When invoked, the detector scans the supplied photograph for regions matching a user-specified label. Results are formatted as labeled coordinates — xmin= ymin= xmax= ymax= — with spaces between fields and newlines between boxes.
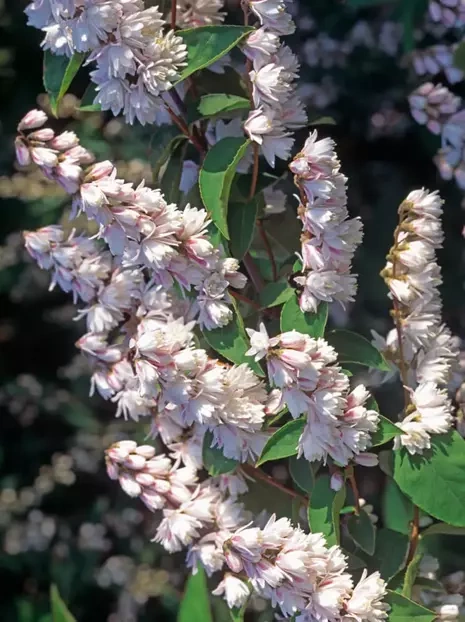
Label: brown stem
xmin=407 ymin=505 xmax=420 ymax=564
xmin=346 ymin=468 xmax=361 ymax=515
xmin=165 ymin=103 xmax=206 ymax=157
xmin=171 ymin=0 xmax=177 ymax=30
xmin=230 ymin=289 xmax=261 ymax=311
xmin=243 ymin=252 xmax=265 ymax=293
xmin=242 ymin=464 xmax=307 ymax=503
xmin=249 ymin=142 xmax=260 ymax=200
xmin=257 ymin=219 xmax=278 ymax=281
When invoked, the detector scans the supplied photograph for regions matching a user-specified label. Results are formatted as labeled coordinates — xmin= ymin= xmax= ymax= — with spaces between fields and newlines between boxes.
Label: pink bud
xmin=15 ymin=138 xmax=31 ymax=166
xmin=119 ymin=473 xmax=142 ymax=497
xmin=65 ymin=145 xmax=95 ymax=165
xmin=354 ymin=452 xmax=379 ymax=468
xmin=86 ymin=160 xmax=114 ymax=181
xmin=106 ymin=462 xmax=119 ymax=480
xmin=17 ymin=109 xmax=48 ymax=131
xmin=135 ymin=445 xmax=156 ymax=459
xmin=140 ymin=490 xmax=165 ymax=511
xmin=135 ymin=472 xmax=155 ymax=487
xmin=31 ymin=147 xmax=58 ymax=168
xmin=28 ymin=128 xmax=55 ymax=142
xmin=124 ymin=454 xmax=147 ymax=470
xmin=224 ymin=549 xmax=243 ymax=573
xmin=330 ymin=472 xmax=344 ymax=491
xmin=50 ymin=131 xmax=79 ymax=151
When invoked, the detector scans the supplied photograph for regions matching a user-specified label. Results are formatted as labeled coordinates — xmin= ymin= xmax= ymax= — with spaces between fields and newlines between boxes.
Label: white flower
xmin=343 ymin=570 xmax=388 ymax=622
xmin=212 ymin=575 xmax=250 ymax=609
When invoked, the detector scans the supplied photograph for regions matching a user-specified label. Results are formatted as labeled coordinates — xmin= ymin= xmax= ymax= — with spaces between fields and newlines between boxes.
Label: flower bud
xmin=119 ymin=473 xmax=142 ymax=497
xmin=15 ymin=138 xmax=31 ymax=166
xmin=17 ymin=109 xmax=48 ymax=131
xmin=124 ymin=454 xmax=147 ymax=470
xmin=354 ymin=452 xmax=379 ymax=467
xmin=28 ymin=128 xmax=55 ymax=142
xmin=330 ymin=471 xmax=344 ymax=491
xmin=50 ymin=131 xmax=79 ymax=151
xmin=85 ymin=160 xmax=114 ymax=181
xmin=135 ymin=445 xmax=156 ymax=459
xmin=31 ymin=146 xmax=58 ymax=168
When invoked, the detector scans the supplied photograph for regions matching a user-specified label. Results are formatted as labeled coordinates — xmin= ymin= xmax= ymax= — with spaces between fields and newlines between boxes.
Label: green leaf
xmin=308 ymin=474 xmax=346 ymax=547
xmin=199 ymin=137 xmax=251 ymax=239
xmin=371 ymin=415 xmax=403 ymax=447
xmin=260 ymin=282 xmax=294 ymax=309
xmin=78 ymin=82 xmax=101 ymax=112
xmin=202 ymin=430 xmax=239 ymax=476
xmin=385 ymin=591 xmax=436 ymax=622
xmin=289 ymin=455 xmax=315 ymax=494
xmin=402 ymin=553 xmax=422 ymax=598
xmin=50 ymin=585 xmax=76 ymax=622
xmin=151 ymin=126 xmax=185 ymax=180
xmin=256 ymin=418 xmax=305 ymax=466
xmin=382 ymin=479 xmax=414 ymax=535
xmin=309 ymin=116 xmax=337 ymax=125
xmin=160 ymin=142 xmax=186 ymax=205
xmin=43 ymin=51 xmax=85 ymax=117
xmin=228 ymin=196 xmax=259 ymax=260
xmin=280 ymin=294 xmax=328 ymax=338
xmin=347 ymin=509 xmax=376 ymax=555
xmin=421 ymin=522 xmax=465 ymax=537
xmin=393 ymin=431 xmax=465 ymax=526
xmin=177 ymin=566 xmax=213 ymax=622
xmin=202 ymin=302 xmax=264 ymax=376
xmin=374 ymin=529 xmax=409 ymax=581
xmin=196 ymin=93 xmax=250 ymax=121
xmin=454 ymin=41 xmax=465 ymax=72
xmin=177 ymin=25 xmax=253 ymax=83
xmin=325 ymin=330 xmax=390 ymax=371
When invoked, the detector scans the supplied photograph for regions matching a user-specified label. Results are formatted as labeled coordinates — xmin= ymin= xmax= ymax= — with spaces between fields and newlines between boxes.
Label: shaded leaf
xmin=289 ymin=455 xmax=315 ymax=494
xmin=326 ymin=330 xmax=390 ymax=370
xmin=177 ymin=26 xmax=253 ymax=82
xmin=454 ymin=41 xmax=465 ymax=72
xmin=309 ymin=116 xmax=336 ymax=125
xmin=228 ymin=196 xmax=259 ymax=260
xmin=78 ymin=82 xmax=101 ymax=112
xmin=385 ymin=591 xmax=435 ymax=622
xmin=260 ymin=282 xmax=294 ymax=309
xmin=256 ymin=418 xmax=305 ymax=466
xmin=281 ymin=294 xmax=328 ymax=338
xmin=347 ymin=509 xmax=376 ymax=555
xmin=50 ymin=585 xmax=76 ymax=622
xmin=177 ymin=565 xmax=213 ymax=622
xmin=199 ymin=136 xmax=251 ymax=238
xmin=371 ymin=415 xmax=403 ymax=447
xmin=374 ymin=529 xmax=409 ymax=581
xmin=382 ymin=479 xmax=414 ymax=535
xmin=393 ymin=431 xmax=465 ymax=526
xmin=421 ymin=522 xmax=465 ymax=537
xmin=308 ymin=474 xmax=346 ymax=547
xmin=202 ymin=430 xmax=238 ymax=476
xmin=44 ymin=51 xmax=85 ymax=116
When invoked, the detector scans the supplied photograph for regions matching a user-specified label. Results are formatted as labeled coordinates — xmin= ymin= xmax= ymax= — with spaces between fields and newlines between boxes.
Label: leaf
xmin=202 ymin=430 xmax=239 ymax=476
xmin=309 ymin=116 xmax=337 ymax=125
xmin=374 ymin=529 xmax=409 ymax=581
xmin=347 ymin=509 xmax=376 ymax=555
xmin=402 ymin=553 xmax=422 ymax=598
xmin=308 ymin=474 xmax=346 ymax=547
xmin=454 ymin=41 xmax=465 ymax=72
xmin=256 ymin=418 xmax=305 ymax=466
xmin=385 ymin=591 xmax=436 ymax=622
xmin=202 ymin=303 xmax=264 ymax=376
xmin=177 ymin=25 xmax=253 ymax=83
xmin=393 ymin=431 xmax=465 ymax=526
xmin=371 ymin=416 xmax=403 ymax=447
xmin=382 ymin=479 xmax=414 ymax=535
xmin=260 ymin=282 xmax=294 ymax=309
xmin=43 ymin=51 xmax=85 ymax=117
xmin=78 ymin=82 xmax=101 ymax=112
xmin=151 ymin=126 xmax=186 ymax=180
xmin=289 ymin=455 xmax=315 ymax=494
xmin=195 ymin=93 xmax=250 ymax=122
xmin=325 ymin=330 xmax=390 ymax=371
xmin=160 ymin=142 xmax=186 ymax=205
xmin=281 ymin=294 xmax=328 ymax=338
xmin=199 ymin=137 xmax=251 ymax=239
xmin=421 ymin=522 xmax=465 ymax=537
xmin=228 ymin=196 xmax=259 ymax=260
xmin=50 ymin=585 xmax=76 ymax=622
xmin=177 ymin=566 xmax=213 ymax=622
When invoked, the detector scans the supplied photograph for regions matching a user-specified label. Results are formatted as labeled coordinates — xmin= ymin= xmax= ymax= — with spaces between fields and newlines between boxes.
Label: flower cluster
xmin=378 ymin=189 xmax=457 ymax=454
xmin=429 ymin=0 xmax=465 ymax=28
xmin=411 ymin=45 xmax=463 ymax=86
xmin=288 ymin=131 xmax=363 ymax=313
xmin=415 ymin=555 xmax=465 ymax=620
xmin=16 ymin=110 xmax=246 ymax=331
xmin=25 ymin=0 xmax=187 ymax=125
xmin=246 ymin=324 xmax=379 ymax=465
xmin=242 ymin=0 xmax=308 ymax=167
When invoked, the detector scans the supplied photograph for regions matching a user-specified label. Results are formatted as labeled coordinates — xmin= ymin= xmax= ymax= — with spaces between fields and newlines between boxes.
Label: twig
xmin=249 ymin=141 xmax=260 ymax=200
xmin=257 ymin=219 xmax=278 ymax=281
xmin=164 ymin=103 xmax=206 ymax=157
xmin=230 ymin=289 xmax=261 ymax=311
xmin=170 ymin=0 xmax=177 ymax=30
xmin=242 ymin=464 xmax=307 ymax=503
xmin=346 ymin=467 xmax=361 ymax=515
xmin=407 ymin=505 xmax=420 ymax=564
xmin=243 ymin=252 xmax=265 ymax=293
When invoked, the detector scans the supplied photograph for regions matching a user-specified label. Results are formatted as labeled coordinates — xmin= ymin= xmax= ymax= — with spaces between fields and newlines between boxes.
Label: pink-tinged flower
xmin=17 ymin=108 xmax=48 ymax=131
xmin=15 ymin=138 xmax=31 ymax=166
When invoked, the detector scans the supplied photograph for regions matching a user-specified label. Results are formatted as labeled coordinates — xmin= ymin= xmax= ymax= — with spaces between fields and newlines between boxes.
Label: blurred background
xmin=1 ymin=0 xmax=465 ymax=620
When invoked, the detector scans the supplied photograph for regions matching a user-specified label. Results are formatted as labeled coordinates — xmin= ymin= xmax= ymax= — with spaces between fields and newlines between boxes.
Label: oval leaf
xmin=382 ymin=479 xmax=414 ymax=535
xmin=256 ymin=418 xmax=305 ymax=466
xmin=393 ymin=431 xmax=465 ymax=527
xmin=196 ymin=93 xmax=250 ymax=121
xmin=326 ymin=329 xmax=390 ymax=371
xmin=371 ymin=416 xmax=403 ymax=447
xmin=50 ymin=585 xmax=76 ymax=622
xmin=374 ymin=529 xmax=409 ymax=581
xmin=422 ymin=522 xmax=465 ymax=537
xmin=202 ymin=430 xmax=239 ymax=476
xmin=289 ymin=455 xmax=315 ymax=494
xmin=177 ymin=25 xmax=253 ymax=82
xmin=347 ymin=508 xmax=376 ymax=555
xmin=260 ymin=282 xmax=294 ymax=309
xmin=281 ymin=294 xmax=328 ymax=338
xmin=308 ymin=474 xmax=346 ymax=547
xmin=228 ymin=196 xmax=259 ymax=260
xmin=199 ymin=136 xmax=251 ymax=239
xmin=178 ymin=565 xmax=213 ymax=622
xmin=385 ymin=591 xmax=436 ymax=622
xmin=78 ymin=82 xmax=101 ymax=112
xmin=43 ymin=51 xmax=85 ymax=117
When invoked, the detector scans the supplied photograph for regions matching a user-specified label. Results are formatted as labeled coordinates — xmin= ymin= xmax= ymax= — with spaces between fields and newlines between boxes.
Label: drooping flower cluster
xmin=17 ymin=110 xmax=246 ymax=331
xmin=242 ymin=0 xmax=308 ymax=167
xmin=429 ymin=0 xmax=465 ymax=28
xmin=378 ymin=189 xmax=457 ymax=454
xmin=246 ymin=324 xmax=380 ymax=465
xmin=288 ymin=131 xmax=363 ymax=313
xmin=171 ymin=0 xmax=225 ymax=28
xmin=411 ymin=45 xmax=463 ymax=86
xmin=24 ymin=0 xmax=187 ymax=124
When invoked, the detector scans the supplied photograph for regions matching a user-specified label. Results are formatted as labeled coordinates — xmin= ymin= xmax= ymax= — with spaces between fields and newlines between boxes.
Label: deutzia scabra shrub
xmin=14 ymin=0 xmax=465 ymax=620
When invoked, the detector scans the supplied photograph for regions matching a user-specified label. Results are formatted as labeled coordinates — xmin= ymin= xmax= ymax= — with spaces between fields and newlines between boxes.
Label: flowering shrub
xmin=8 ymin=0 xmax=465 ymax=620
